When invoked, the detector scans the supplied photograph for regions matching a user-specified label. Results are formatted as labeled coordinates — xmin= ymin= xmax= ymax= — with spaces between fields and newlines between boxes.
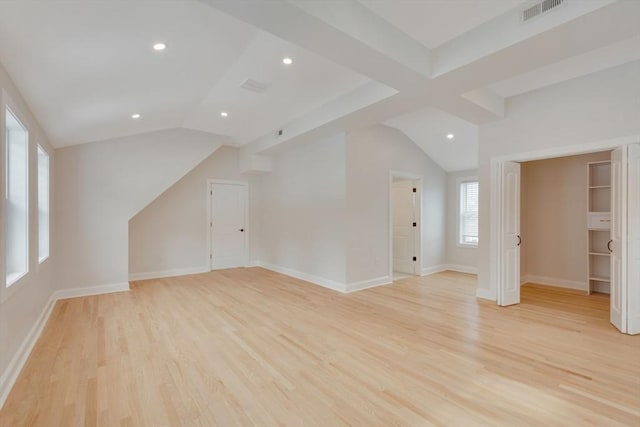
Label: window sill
xmin=6 ymin=270 xmax=27 ymax=288
xmin=457 ymin=243 xmax=478 ymax=249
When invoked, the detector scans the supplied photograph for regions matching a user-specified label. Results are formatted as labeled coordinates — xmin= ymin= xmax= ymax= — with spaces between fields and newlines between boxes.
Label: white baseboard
xmin=420 ymin=265 xmax=447 ymax=276
xmin=54 ymin=282 xmax=130 ymax=300
xmin=476 ymin=288 xmax=495 ymax=301
xmin=345 ymin=276 xmax=392 ymax=293
xmin=443 ymin=264 xmax=478 ymax=274
xmin=128 ymin=266 xmax=209 ymax=281
xmin=0 ymin=281 xmax=129 ymax=409
xmin=0 ymin=294 xmax=56 ymax=409
xmin=520 ymin=274 xmax=587 ymax=291
xmin=628 ymin=313 xmax=640 ymax=335
xmin=253 ymin=261 xmax=347 ymax=293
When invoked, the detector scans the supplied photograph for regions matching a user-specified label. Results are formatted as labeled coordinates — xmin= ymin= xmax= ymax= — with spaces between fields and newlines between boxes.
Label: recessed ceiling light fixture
xmin=131 ymin=113 xmax=141 ymax=119
xmin=220 ymin=111 xmax=229 ymax=118
xmin=446 ymin=133 xmax=455 ymax=140
xmin=282 ymin=57 xmax=293 ymax=65
xmin=153 ymin=42 xmax=167 ymax=51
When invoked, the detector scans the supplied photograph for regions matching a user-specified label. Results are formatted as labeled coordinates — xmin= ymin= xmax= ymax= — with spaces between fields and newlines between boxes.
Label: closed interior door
xmin=211 ymin=183 xmax=247 ymax=270
xmin=393 ymin=180 xmax=415 ymax=274
xmin=500 ymin=161 xmax=521 ymax=306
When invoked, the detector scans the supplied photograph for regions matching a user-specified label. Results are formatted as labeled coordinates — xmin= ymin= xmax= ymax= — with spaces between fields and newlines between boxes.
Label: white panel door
xmin=211 ymin=183 xmax=247 ymax=270
xmin=392 ymin=181 xmax=415 ymax=274
xmin=500 ymin=161 xmax=521 ymax=306
xmin=627 ymin=143 xmax=640 ymax=334
xmin=610 ymin=146 xmax=628 ymax=332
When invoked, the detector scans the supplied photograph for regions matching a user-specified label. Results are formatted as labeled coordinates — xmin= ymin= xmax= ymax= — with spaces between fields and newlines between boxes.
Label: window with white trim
xmin=459 ymin=180 xmax=479 ymax=246
xmin=37 ymin=145 xmax=49 ymax=263
xmin=5 ymin=107 xmax=29 ymax=286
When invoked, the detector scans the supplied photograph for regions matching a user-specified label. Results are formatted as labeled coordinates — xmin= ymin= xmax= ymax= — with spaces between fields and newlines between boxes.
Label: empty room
xmin=0 ymin=1 xmax=639 ymax=426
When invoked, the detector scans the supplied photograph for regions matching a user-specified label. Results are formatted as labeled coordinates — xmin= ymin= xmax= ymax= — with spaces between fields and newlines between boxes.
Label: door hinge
xmin=412 ymin=222 xmax=417 ymax=227
xmin=412 ymin=256 xmax=417 ymax=262
xmin=210 ymin=190 xmax=212 ymax=195
xmin=210 ymin=222 xmax=212 ymax=227
xmin=210 ymin=254 xmax=212 ymax=259
xmin=413 ymin=188 xmax=417 ymax=193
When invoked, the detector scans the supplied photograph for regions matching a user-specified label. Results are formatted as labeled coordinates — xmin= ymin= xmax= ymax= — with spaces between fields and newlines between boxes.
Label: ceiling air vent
xmin=240 ymin=78 xmax=269 ymax=94
xmin=522 ymin=0 xmax=565 ymax=22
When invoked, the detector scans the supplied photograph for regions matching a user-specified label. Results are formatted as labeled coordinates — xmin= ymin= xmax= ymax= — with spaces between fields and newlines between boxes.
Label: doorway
xmin=390 ymin=172 xmax=422 ymax=279
xmin=207 ymin=180 xmax=248 ymax=270
xmin=493 ymin=141 xmax=640 ymax=334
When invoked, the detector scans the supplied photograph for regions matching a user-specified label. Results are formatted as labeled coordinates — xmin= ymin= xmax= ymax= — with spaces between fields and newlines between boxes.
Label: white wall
xmin=346 ymin=125 xmax=447 ymax=283
xmin=250 ymin=133 xmax=348 ymax=285
xmin=0 ymin=61 xmax=55 ymax=399
xmin=55 ymin=128 xmax=224 ymax=291
xmin=478 ymin=60 xmax=640 ymax=299
xmin=520 ymin=152 xmax=610 ymax=289
xmin=129 ymin=147 xmax=246 ymax=278
xmin=446 ymin=169 xmax=478 ymax=271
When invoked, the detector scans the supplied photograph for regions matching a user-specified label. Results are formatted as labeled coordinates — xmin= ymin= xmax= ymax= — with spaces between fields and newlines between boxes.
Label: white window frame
xmin=37 ymin=144 xmax=50 ymax=264
xmin=457 ymin=176 xmax=479 ymax=248
xmin=1 ymin=91 xmax=31 ymax=301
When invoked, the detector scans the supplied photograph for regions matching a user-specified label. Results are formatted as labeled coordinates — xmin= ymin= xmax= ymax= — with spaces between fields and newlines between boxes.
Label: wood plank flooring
xmin=1 ymin=269 xmax=638 ymax=426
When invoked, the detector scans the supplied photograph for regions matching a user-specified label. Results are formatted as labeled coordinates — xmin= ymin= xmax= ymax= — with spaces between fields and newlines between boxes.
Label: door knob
xmin=517 ymin=235 xmax=521 ymax=246
xmin=239 ymin=228 xmax=244 ymax=232
xmin=607 ymin=239 xmax=613 ymax=253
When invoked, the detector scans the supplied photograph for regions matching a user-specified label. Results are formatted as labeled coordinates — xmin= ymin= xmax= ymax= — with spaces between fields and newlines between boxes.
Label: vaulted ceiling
xmin=0 ymin=0 xmax=638 ymax=171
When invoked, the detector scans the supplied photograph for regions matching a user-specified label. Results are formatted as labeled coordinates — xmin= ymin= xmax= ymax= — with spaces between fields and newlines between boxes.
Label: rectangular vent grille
xmin=240 ymin=79 xmax=269 ymax=94
xmin=522 ymin=0 xmax=565 ymax=22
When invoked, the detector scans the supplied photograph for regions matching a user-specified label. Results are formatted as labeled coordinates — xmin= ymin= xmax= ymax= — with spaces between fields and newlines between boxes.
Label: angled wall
xmin=54 ymin=128 xmax=224 ymax=291
xmin=129 ymin=147 xmax=246 ymax=279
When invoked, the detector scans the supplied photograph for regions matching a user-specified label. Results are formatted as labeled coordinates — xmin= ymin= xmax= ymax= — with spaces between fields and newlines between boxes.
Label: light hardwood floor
xmin=1 ymin=269 xmax=638 ymax=426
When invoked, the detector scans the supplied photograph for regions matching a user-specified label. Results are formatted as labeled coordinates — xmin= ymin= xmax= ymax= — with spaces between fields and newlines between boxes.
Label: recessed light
xmin=220 ymin=111 xmax=228 ymax=117
xmin=131 ymin=113 xmax=141 ymax=119
xmin=446 ymin=133 xmax=455 ymax=140
xmin=153 ymin=43 xmax=166 ymax=51
xmin=282 ymin=57 xmax=293 ymax=65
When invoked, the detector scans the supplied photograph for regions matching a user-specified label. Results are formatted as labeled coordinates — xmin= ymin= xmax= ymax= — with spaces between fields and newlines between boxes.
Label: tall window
xmin=37 ymin=145 xmax=49 ymax=262
xmin=459 ymin=180 xmax=479 ymax=246
xmin=5 ymin=108 xmax=29 ymax=286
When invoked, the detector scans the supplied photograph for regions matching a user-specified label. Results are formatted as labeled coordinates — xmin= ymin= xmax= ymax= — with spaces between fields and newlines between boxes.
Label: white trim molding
xmin=0 ymin=282 xmax=130 ymax=409
xmin=444 ymin=264 xmax=478 ymax=274
xmin=253 ymin=261 xmax=346 ymax=293
xmin=128 ymin=266 xmax=209 ymax=282
xmin=476 ymin=288 xmax=495 ymax=301
xmin=421 ymin=265 xmax=448 ymax=276
xmin=0 ymin=295 xmax=56 ymax=408
xmin=346 ymin=276 xmax=392 ymax=293
xmin=520 ymin=275 xmax=587 ymax=291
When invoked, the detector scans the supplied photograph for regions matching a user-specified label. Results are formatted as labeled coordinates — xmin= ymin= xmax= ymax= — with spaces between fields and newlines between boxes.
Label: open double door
xmin=497 ymin=144 xmax=640 ymax=334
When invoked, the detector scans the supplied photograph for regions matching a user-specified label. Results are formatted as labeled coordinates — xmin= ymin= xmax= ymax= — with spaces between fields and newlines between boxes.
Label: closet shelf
xmin=589 ymin=276 xmax=610 ymax=283
xmin=589 ymin=185 xmax=611 ymax=189
xmin=589 ymin=252 xmax=610 ymax=257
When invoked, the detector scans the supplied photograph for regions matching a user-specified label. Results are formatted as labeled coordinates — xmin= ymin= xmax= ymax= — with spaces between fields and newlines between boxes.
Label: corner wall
xmin=346 ymin=125 xmax=447 ymax=285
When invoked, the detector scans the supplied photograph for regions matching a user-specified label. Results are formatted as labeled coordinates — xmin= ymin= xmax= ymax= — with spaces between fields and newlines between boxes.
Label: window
xmin=5 ymin=108 xmax=29 ymax=286
xmin=459 ymin=180 xmax=479 ymax=246
xmin=37 ymin=145 xmax=49 ymax=262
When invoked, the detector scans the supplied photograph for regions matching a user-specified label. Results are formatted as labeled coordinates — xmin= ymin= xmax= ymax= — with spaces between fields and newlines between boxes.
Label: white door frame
xmin=490 ymin=135 xmax=639 ymax=331
xmin=389 ymin=171 xmax=423 ymax=278
xmin=206 ymin=179 xmax=249 ymax=270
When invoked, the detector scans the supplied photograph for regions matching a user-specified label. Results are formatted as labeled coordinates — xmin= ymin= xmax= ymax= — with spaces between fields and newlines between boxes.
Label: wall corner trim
xmin=252 ymin=261 xmax=347 ymax=293
xmin=476 ymin=288 xmax=495 ymax=301
xmin=0 ymin=282 xmax=130 ymax=409
xmin=345 ymin=276 xmax=392 ymax=293
xmin=128 ymin=267 xmax=209 ymax=282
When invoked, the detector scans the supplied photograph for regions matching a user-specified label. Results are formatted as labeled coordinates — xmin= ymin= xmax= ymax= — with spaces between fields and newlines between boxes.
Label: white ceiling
xmin=385 ymin=107 xmax=478 ymax=172
xmin=0 ymin=0 xmax=638 ymax=174
xmin=0 ymin=0 xmax=368 ymax=147
xmin=357 ymin=0 xmax=524 ymax=48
